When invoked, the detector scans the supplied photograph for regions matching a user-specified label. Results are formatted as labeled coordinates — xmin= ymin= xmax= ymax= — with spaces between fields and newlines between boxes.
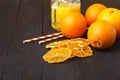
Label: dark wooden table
xmin=0 ymin=0 xmax=120 ymax=80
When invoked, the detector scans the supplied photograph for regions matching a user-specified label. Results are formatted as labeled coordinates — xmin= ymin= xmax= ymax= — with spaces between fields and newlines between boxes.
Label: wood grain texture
xmin=0 ymin=0 xmax=120 ymax=80
xmin=0 ymin=0 xmax=20 ymax=79
xmin=0 ymin=0 xmax=43 ymax=80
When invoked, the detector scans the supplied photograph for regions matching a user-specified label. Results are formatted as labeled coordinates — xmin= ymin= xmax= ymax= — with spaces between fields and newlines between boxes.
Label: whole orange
xmin=97 ymin=8 xmax=120 ymax=37
xmin=87 ymin=20 xmax=116 ymax=49
xmin=60 ymin=13 xmax=87 ymax=38
xmin=85 ymin=3 xmax=107 ymax=25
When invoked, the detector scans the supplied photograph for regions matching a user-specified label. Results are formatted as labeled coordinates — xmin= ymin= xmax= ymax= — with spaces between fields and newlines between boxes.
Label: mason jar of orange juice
xmin=51 ymin=0 xmax=81 ymax=31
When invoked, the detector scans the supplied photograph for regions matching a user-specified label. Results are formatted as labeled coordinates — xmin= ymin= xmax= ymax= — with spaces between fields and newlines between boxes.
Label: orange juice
xmin=51 ymin=3 xmax=81 ymax=31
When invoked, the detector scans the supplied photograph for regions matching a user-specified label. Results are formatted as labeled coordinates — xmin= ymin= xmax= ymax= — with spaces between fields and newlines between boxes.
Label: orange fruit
xmin=97 ymin=8 xmax=120 ymax=37
xmin=85 ymin=3 xmax=107 ymax=25
xmin=87 ymin=20 xmax=116 ymax=49
xmin=60 ymin=12 xmax=87 ymax=38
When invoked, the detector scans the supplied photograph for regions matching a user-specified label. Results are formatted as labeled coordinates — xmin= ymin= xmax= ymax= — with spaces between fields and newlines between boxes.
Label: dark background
xmin=0 ymin=0 xmax=120 ymax=80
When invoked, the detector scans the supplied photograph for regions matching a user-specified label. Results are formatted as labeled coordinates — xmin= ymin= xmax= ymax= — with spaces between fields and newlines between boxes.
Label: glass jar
xmin=51 ymin=0 xmax=81 ymax=31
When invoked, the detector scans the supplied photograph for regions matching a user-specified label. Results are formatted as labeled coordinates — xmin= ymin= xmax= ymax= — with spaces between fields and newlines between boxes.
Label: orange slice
xmin=67 ymin=43 xmax=81 ymax=58
xmin=43 ymin=47 xmax=72 ymax=63
xmin=71 ymin=38 xmax=90 ymax=46
xmin=46 ymin=39 xmax=70 ymax=48
xmin=76 ymin=46 xmax=93 ymax=58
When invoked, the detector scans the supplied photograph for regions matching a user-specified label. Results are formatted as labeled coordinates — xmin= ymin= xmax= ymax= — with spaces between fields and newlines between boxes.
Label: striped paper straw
xmin=23 ymin=32 xmax=62 ymax=44
xmin=39 ymin=35 xmax=64 ymax=44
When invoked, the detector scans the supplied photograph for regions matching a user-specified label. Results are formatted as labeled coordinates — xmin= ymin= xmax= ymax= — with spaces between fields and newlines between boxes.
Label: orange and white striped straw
xmin=39 ymin=35 xmax=64 ymax=44
xmin=23 ymin=32 xmax=62 ymax=44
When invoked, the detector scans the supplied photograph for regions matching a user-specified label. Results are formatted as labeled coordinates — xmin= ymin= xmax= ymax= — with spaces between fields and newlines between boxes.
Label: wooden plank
xmin=79 ymin=39 xmax=120 ymax=80
xmin=0 ymin=0 xmax=20 ymax=79
xmin=1 ymin=0 xmax=43 ymax=80
xmin=41 ymin=0 xmax=84 ymax=80
xmin=80 ymin=0 xmax=120 ymax=80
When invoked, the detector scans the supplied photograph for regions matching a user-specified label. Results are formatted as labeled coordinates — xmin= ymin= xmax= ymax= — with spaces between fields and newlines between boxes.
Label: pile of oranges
xmin=59 ymin=3 xmax=120 ymax=49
